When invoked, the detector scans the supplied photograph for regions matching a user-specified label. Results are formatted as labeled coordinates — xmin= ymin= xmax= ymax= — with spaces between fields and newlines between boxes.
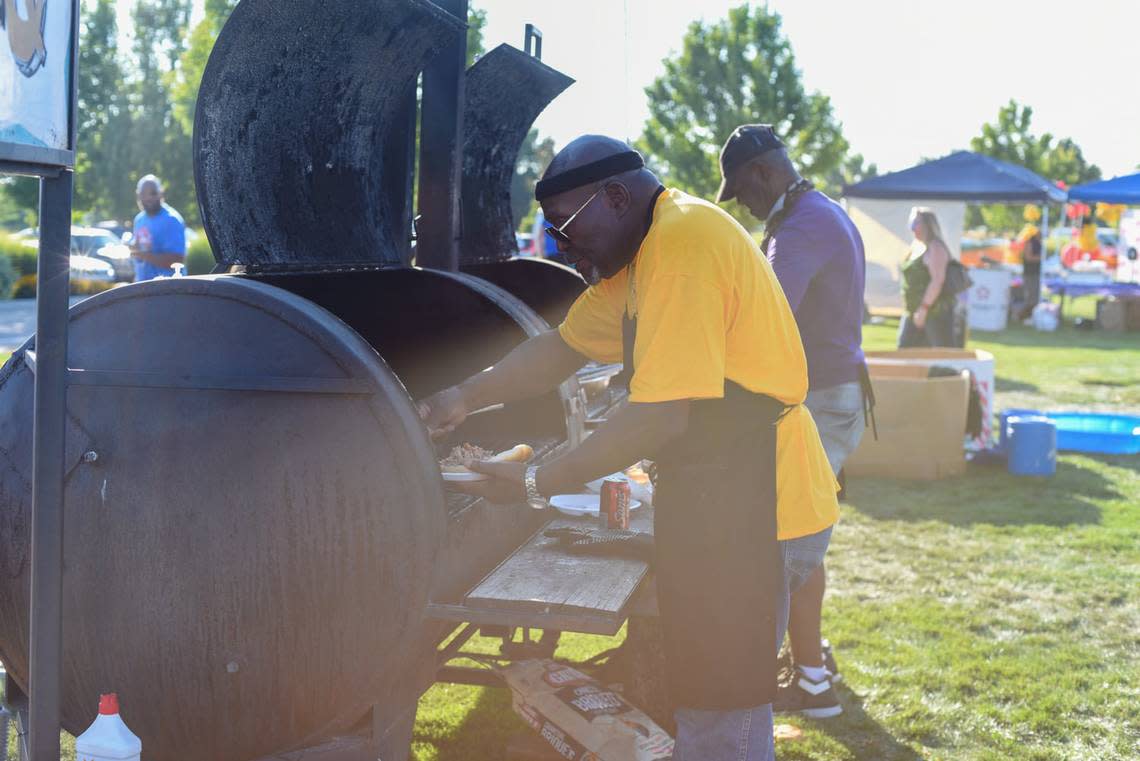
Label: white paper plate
xmin=441 ymin=470 xmax=489 ymax=482
xmin=549 ymin=493 xmax=642 ymax=517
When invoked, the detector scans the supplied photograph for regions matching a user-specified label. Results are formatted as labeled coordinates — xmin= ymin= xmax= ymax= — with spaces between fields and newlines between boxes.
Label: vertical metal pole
xmin=28 ymin=171 xmax=72 ymax=761
xmin=416 ymin=0 xmax=467 ymax=271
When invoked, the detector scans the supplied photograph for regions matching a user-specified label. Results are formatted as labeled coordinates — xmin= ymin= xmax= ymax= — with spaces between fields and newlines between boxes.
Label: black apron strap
xmin=858 ymin=361 xmax=879 ymax=441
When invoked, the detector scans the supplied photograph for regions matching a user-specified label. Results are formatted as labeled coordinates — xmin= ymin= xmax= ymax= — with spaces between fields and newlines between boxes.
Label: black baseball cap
xmin=715 ymin=124 xmax=785 ymax=202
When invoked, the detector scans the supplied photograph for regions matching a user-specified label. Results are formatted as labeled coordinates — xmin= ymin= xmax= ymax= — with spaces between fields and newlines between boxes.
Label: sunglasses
xmin=545 ymin=185 xmax=606 ymax=246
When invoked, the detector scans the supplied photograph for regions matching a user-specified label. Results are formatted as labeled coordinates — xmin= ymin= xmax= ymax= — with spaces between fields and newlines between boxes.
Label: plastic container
xmin=999 ymin=409 xmax=1140 ymax=455
xmin=1044 ymin=412 xmax=1140 ymax=455
xmin=76 ymin=693 xmax=142 ymax=761
xmin=1032 ymin=302 xmax=1059 ymax=332
xmin=998 ymin=407 xmax=1040 ymax=451
xmin=1007 ymin=416 xmax=1057 ymax=477
xmin=967 ymin=268 xmax=1013 ymax=331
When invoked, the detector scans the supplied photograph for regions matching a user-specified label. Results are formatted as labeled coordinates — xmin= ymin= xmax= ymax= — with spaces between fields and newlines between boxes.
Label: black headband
xmin=535 ymin=151 xmax=645 ymax=201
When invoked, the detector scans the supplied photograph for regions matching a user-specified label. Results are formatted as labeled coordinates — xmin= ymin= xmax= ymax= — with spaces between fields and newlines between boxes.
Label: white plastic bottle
xmin=75 ymin=693 xmax=142 ymax=761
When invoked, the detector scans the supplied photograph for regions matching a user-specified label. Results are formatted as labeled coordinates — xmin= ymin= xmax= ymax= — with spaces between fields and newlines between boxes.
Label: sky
xmin=161 ymin=0 xmax=1139 ymax=178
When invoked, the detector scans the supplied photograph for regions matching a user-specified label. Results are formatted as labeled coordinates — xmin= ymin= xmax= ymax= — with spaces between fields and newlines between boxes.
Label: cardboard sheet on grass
xmin=865 ymin=349 xmax=995 ymax=451
xmin=847 ymin=361 xmax=970 ymax=480
xmin=499 ymin=659 xmax=674 ymax=760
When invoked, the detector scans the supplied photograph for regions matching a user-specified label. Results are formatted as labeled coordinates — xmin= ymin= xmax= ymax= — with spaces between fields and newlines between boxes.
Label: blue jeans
xmin=805 ymin=381 xmax=866 ymax=475
xmin=674 ymin=704 xmax=775 ymax=761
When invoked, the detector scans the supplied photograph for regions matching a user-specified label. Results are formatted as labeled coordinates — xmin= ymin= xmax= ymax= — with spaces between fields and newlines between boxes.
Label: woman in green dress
xmin=898 ymin=207 xmax=955 ymax=347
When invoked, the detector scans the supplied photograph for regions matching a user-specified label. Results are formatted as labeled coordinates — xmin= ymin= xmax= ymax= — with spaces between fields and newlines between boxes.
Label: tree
xmin=128 ymin=0 xmax=195 ymax=222
xmin=822 ymin=152 xmax=877 ymax=198
xmin=968 ymin=100 xmax=1101 ymax=232
xmin=75 ymin=0 xmax=134 ymax=221
xmin=467 ymin=5 xmax=486 ymax=65
xmin=170 ymin=0 xmax=239 ymax=137
xmin=0 ymin=177 xmax=38 ymax=226
xmin=638 ymin=4 xmax=850 ymax=220
xmin=0 ymin=178 xmax=35 ymax=229
xmin=511 ymin=129 xmax=556 ymax=230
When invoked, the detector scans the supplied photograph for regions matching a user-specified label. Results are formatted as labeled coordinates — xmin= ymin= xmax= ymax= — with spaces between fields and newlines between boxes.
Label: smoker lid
xmin=460 ymin=45 xmax=574 ymax=264
xmin=194 ymin=0 xmax=463 ymax=271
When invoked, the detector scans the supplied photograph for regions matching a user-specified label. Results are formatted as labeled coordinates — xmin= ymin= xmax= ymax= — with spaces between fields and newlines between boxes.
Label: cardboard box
xmin=865 ymin=349 xmax=994 ymax=452
xmin=1098 ymin=298 xmax=1126 ymax=331
xmin=1097 ymin=297 xmax=1140 ymax=332
xmin=846 ymin=365 xmax=970 ymax=480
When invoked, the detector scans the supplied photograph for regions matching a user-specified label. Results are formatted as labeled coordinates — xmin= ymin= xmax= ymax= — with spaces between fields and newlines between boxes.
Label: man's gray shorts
xmin=805 ymin=380 xmax=866 ymax=476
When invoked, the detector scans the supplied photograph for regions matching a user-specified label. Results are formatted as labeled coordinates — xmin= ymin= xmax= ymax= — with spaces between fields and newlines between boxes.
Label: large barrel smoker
xmin=0 ymin=1 xmax=606 ymax=759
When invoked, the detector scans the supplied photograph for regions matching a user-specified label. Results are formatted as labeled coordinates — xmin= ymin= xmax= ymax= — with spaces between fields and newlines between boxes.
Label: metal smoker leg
xmin=2 ymin=671 xmax=30 ymax=761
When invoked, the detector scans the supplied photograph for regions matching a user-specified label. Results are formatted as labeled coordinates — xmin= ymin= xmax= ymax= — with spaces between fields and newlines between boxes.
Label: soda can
xmin=599 ymin=477 xmax=631 ymax=530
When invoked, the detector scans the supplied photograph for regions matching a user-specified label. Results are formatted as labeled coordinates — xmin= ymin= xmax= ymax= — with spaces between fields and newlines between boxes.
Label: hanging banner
xmin=0 ymin=0 xmax=77 ymax=169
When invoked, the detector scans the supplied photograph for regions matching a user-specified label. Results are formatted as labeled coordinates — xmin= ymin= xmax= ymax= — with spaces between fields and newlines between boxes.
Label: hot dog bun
xmin=491 ymin=444 xmax=534 ymax=463
xmin=439 ymin=443 xmax=533 ymax=474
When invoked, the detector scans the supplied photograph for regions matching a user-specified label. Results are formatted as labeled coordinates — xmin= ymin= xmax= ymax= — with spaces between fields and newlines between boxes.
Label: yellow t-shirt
xmin=559 ymin=189 xmax=838 ymax=540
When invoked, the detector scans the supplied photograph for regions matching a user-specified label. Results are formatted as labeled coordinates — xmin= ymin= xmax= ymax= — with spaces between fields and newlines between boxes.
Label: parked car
xmin=69 ymin=254 xmax=116 ymax=283
xmin=71 ymin=227 xmax=134 ymax=281
xmin=516 ymin=232 xmax=536 ymax=256
xmin=94 ymin=220 xmax=132 ymax=241
xmin=12 ymin=226 xmax=132 ymax=282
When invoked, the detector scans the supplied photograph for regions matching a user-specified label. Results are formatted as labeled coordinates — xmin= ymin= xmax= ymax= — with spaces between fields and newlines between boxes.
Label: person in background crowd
xmin=899 ymin=207 xmax=954 ymax=347
xmin=716 ymin=124 xmax=871 ymax=719
xmin=1016 ymin=207 xmax=1043 ymax=321
xmin=131 ymin=174 xmax=186 ymax=282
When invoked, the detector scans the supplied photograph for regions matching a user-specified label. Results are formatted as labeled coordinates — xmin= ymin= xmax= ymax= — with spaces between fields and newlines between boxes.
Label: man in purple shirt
xmin=717 ymin=124 xmax=869 ymax=720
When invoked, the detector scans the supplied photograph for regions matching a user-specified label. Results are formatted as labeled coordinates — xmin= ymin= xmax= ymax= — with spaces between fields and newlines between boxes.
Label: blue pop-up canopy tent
xmin=1068 ymin=173 xmax=1140 ymax=204
xmin=844 ymin=150 xmax=1067 ymax=203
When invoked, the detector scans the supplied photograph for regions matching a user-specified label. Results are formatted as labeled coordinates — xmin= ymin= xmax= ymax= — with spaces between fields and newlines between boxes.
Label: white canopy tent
xmin=844 ymin=198 xmax=965 ymax=313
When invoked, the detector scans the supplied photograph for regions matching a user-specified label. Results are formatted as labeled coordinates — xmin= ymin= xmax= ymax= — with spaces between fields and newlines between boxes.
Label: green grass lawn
xmin=413 ymin=297 xmax=1140 ymax=761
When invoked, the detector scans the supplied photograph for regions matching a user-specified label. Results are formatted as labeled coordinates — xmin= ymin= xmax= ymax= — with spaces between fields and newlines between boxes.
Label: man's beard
xmin=571 ymin=256 xmax=602 ymax=286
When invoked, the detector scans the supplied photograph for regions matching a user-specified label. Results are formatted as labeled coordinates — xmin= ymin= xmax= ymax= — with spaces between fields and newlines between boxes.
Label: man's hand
xmin=449 ymin=460 xmax=529 ymax=505
xmin=914 ymin=305 xmax=929 ymax=329
xmin=417 ymin=386 xmax=469 ymax=438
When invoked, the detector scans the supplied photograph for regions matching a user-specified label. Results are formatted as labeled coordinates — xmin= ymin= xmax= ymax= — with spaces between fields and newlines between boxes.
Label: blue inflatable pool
xmin=1001 ymin=411 xmax=1140 ymax=455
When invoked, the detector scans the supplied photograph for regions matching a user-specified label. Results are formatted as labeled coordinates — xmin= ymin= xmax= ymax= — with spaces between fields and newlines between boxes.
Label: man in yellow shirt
xmin=419 ymin=136 xmax=837 ymax=761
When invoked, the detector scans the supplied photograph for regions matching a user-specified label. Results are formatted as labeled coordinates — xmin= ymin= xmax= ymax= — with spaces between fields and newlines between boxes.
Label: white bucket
xmin=967 ymin=268 xmax=1013 ymax=332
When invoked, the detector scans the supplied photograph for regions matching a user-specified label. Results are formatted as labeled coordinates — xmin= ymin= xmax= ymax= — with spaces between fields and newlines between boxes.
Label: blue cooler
xmin=998 ymin=407 xmax=1040 ymax=451
xmin=1007 ymin=416 xmax=1057 ymax=477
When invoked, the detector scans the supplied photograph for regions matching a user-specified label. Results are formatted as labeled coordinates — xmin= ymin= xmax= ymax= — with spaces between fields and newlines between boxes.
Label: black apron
xmin=616 ymin=212 xmax=788 ymax=709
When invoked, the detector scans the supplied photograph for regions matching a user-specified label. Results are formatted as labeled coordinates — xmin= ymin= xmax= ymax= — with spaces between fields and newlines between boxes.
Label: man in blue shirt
xmin=131 ymin=175 xmax=186 ymax=281
xmin=717 ymin=125 xmax=870 ymax=720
